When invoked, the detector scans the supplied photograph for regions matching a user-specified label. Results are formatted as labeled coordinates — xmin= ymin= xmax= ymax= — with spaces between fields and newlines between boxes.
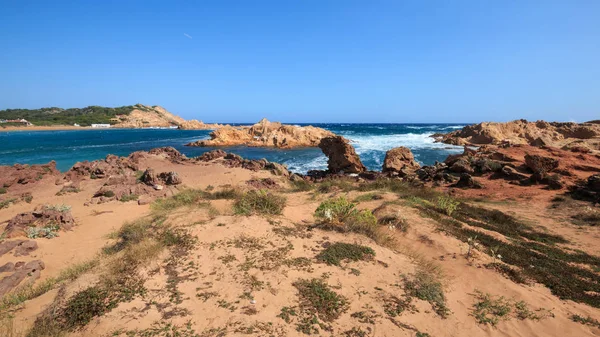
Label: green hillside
xmin=0 ymin=105 xmax=136 ymax=126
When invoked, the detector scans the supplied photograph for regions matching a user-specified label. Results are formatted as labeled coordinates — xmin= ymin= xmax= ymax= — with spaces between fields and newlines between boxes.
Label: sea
xmin=0 ymin=124 xmax=467 ymax=173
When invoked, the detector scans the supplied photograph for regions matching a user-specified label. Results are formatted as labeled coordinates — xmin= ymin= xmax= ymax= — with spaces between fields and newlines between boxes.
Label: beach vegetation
xmin=316 ymin=242 xmax=375 ymax=266
xmin=314 ymin=197 xmax=386 ymax=243
xmin=233 ymin=189 xmax=286 ymax=215
xmin=403 ymin=270 xmax=450 ymax=318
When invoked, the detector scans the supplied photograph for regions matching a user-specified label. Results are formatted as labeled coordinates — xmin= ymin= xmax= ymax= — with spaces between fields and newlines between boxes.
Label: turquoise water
xmin=0 ymin=124 xmax=466 ymax=173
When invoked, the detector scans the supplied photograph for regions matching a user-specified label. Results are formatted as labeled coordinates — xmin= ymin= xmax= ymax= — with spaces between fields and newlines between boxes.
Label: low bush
xmin=151 ymin=189 xmax=207 ymax=212
xmin=316 ymin=242 xmax=375 ymax=266
xmin=233 ymin=190 xmax=286 ymax=215
xmin=0 ymin=187 xmax=6 ymax=194
xmin=119 ymin=193 xmax=139 ymax=202
xmin=314 ymin=197 xmax=384 ymax=243
xmin=471 ymin=291 xmax=511 ymax=326
xmin=26 ymin=223 xmax=60 ymax=239
xmin=436 ymin=195 xmax=459 ymax=216
xmin=44 ymin=204 xmax=71 ymax=212
xmin=293 ymin=278 xmax=349 ymax=322
xmin=403 ymin=270 xmax=450 ymax=318
xmin=0 ymin=198 xmax=16 ymax=209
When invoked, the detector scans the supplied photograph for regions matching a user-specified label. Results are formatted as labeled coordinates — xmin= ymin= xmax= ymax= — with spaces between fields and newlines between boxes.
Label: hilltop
xmin=0 ymin=104 xmax=220 ymax=129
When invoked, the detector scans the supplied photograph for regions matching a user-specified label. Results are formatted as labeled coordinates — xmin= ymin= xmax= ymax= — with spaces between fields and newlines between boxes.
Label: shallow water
xmin=0 ymin=124 xmax=466 ymax=173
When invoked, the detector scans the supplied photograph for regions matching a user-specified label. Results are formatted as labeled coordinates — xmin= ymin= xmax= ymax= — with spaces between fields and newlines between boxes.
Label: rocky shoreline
xmin=186 ymin=118 xmax=337 ymax=148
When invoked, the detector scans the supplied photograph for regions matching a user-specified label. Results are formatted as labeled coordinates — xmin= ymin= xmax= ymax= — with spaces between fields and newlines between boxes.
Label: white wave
xmin=345 ymin=133 xmax=462 ymax=153
xmin=284 ymin=155 xmax=328 ymax=174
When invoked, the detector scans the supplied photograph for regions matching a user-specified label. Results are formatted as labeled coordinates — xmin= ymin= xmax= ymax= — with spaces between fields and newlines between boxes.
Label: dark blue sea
xmin=0 ymin=124 xmax=466 ymax=173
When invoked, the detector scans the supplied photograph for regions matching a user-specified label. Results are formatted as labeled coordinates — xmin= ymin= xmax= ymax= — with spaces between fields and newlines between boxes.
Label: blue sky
xmin=1 ymin=1 xmax=599 ymax=123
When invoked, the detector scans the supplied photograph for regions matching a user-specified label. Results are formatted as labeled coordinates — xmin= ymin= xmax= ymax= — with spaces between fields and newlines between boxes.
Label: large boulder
xmin=318 ymin=136 xmax=366 ymax=174
xmin=382 ymin=147 xmax=420 ymax=175
xmin=524 ymin=154 xmax=559 ymax=176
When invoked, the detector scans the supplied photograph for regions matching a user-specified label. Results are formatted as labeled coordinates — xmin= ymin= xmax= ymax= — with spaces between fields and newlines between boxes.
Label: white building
xmin=91 ymin=124 xmax=111 ymax=128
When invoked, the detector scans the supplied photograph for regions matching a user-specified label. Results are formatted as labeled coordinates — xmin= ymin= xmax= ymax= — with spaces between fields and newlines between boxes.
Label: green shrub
xmin=314 ymin=197 xmax=358 ymax=224
xmin=119 ymin=193 xmax=139 ymax=202
xmin=102 ymin=190 xmax=115 ymax=198
xmin=44 ymin=204 xmax=71 ymax=212
xmin=404 ymin=270 xmax=450 ymax=318
xmin=60 ymin=286 xmax=118 ymax=329
xmin=151 ymin=189 xmax=206 ymax=212
xmin=570 ymin=314 xmax=600 ymax=328
xmin=316 ymin=242 xmax=375 ymax=266
xmin=26 ymin=224 xmax=60 ymax=239
xmin=471 ymin=291 xmax=512 ymax=326
xmin=289 ymin=179 xmax=313 ymax=192
xmin=0 ymin=198 xmax=17 ymax=209
xmin=0 ymin=187 xmax=6 ymax=194
xmin=233 ymin=190 xmax=286 ymax=215
xmin=293 ymin=278 xmax=349 ymax=322
xmin=314 ymin=197 xmax=382 ymax=242
xmin=436 ymin=196 xmax=459 ymax=216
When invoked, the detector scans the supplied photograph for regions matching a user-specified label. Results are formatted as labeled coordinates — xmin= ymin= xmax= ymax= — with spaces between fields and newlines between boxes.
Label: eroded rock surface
xmin=186 ymin=118 xmax=336 ymax=148
xmin=382 ymin=147 xmax=420 ymax=176
xmin=318 ymin=136 xmax=366 ymax=174
xmin=436 ymin=119 xmax=600 ymax=151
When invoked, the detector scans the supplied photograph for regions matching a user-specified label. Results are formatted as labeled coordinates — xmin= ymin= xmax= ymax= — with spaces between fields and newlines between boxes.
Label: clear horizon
xmin=1 ymin=1 xmax=599 ymax=123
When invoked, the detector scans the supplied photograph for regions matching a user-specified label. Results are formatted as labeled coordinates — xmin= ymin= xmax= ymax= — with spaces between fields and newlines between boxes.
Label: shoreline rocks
xmin=186 ymin=118 xmax=336 ymax=148
xmin=382 ymin=147 xmax=420 ymax=176
xmin=435 ymin=119 xmax=600 ymax=151
xmin=318 ymin=136 xmax=366 ymax=174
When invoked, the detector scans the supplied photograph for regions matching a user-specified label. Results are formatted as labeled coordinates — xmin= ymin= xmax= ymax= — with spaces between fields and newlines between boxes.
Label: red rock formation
xmin=382 ymin=147 xmax=420 ymax=176
xmin=318 ymin=136 xmax=366 ymax=174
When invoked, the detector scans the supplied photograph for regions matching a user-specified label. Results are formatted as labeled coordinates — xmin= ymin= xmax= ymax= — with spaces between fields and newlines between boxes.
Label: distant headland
xmin=0 ymin=104 xmax=222 ymax=130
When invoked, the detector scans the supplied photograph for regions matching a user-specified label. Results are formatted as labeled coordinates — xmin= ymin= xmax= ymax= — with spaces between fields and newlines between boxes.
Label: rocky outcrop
xmin=382 ymin=147 xmax=420 ymax=176
xmin=186 ymin=118 xmax=336 ymax=148
xmin=436 ymin=119 xmax=600 ymax=150
xmin=524 ymin=154 xmax=559 ymax=177
xmin=3 ymin=206 xmax=76 ymax=238
xmin=570 ymin=174 xmax=600 ymax=203
xmin=112 ymin=104 xmax=222 ymax=130
xmin=0 ymin=161 xmax=59 ymax=188
xmin=64 ymin=153 xmax=141 ymax=183
xmin=0 ymin=260 xmax=45 ymax=296
xmin=318 ymin=136 xmax=366 ymax=174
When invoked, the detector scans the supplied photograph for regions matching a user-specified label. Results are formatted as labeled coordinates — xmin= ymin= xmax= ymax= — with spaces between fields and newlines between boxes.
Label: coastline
xmin=0 ymin=125 xmax=97 ymax=131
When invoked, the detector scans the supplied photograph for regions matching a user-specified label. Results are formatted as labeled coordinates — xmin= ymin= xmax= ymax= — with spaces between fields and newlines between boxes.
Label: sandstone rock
xmin=0 ymin=260 xmax=45 ymax=296
xmin=0 ymin=262 xmax=15 ymax=273
xmin=186 ymin=119 xmax=336 ymax=148
xmin=13 ymin=240 xmax=38 ymax=257
xmin=501 ymin=166 xmax=529 ymax=181
xmin=437 ymin=119 xmax=600 ymax=150
xmin=0 ymin=161 xmax=59 ymax=188
xmin=454 ymin=173 xmax=483 ymax=189
xmin=4 ymin=206 xmax=76 ymax=238
xmin=265 ymin=162 xmax=290 ymax=177
xmin=382 ymin=147 xmax=420 ymax=175
xmin=141 ymin=168 xmax=159 ymax=186
xmin=148 ymin=147 xmax=186 ymax=162
xmin=159 ymin=171 xmax=182 ymax=185
xmin=318 ymin=136 xmax=366 ymax=174
xmin=524 ymin=154 xmax=559 ymax=175
xmin=450 ymin=159 xmax=474 ymax=174
xmin=588 ymin=174 xmax=600 ymax=192
xmin=246 ymin=178 xmax=279 ymax=189
xmin=197 ymin=150 xmax=227 ymax=161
